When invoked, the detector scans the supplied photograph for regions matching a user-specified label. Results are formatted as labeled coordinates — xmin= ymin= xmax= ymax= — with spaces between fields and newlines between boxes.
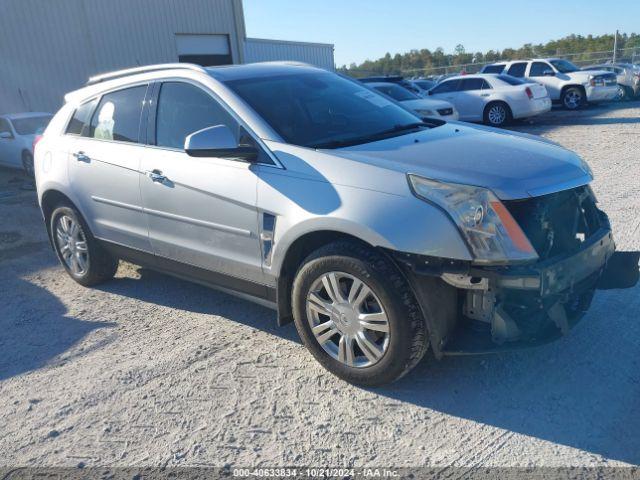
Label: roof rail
xmin=86 ymin=63 xmax=206 ymax=86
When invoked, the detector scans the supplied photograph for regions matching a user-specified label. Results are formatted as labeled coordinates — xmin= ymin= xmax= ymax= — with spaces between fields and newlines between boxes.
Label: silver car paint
xmin=36 ymin=63 xmax=593 ymax=290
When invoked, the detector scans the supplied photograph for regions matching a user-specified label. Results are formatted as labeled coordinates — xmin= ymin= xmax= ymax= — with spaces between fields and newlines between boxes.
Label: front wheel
xmin=561 ymin=87 xmax=584 ymax=110
xmin=291 ymin=241 xmax=428 ymax=386
xmin=483 ymin=102 xmax=512 ymax=127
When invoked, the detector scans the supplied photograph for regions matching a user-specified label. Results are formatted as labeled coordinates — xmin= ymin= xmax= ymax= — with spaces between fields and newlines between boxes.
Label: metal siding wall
xmin=0 ymin=0 xmax=242 ymax=114
xmin=244 ymin=38 xmax=335 ymax=71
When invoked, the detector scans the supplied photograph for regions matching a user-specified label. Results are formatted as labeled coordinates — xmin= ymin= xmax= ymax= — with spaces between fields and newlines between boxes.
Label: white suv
xmin=481 ymin=58 xmax=618 ymax=109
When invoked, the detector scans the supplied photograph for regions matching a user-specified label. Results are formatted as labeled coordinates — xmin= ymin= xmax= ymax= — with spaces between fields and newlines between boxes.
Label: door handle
xmin=480 ymin=94 xmax=490 ymax=97
xmin=73 ymin=151 xmax=91 ymax=163
xmin=146 ymin=169 xmax=167 ymax=183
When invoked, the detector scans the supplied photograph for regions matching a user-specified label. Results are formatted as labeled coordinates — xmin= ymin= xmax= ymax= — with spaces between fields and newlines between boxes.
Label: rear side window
xmin=154 ymin=82 xmax=238 ymax=150
xmin=430 ymin=79 xmax=460 ymax=94
xmin=506 ymin=62 xmax=527 ymax=78
xmin=89 ymin=85 xmax=147 ymax=143
xmin=483 ymin=64 xmax=505 ymax=74
xmin=66 ymin=99 xmax=98 ymax=136
xmin=459 ymin=78 xmax=491 ymax=91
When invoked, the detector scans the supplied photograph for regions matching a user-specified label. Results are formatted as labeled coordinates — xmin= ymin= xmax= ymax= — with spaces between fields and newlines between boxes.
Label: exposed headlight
xmin=415 ymin=109 xmax=435 ymax=117
xmin=408 ymin=175 xmax=538 ymax=264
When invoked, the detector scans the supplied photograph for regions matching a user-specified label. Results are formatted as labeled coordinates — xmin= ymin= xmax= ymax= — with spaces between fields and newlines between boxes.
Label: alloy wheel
xmin=306 ymin=271 xmax=390 ymax=368
xmin=488 ymin=105 xmax=507 ymax=125
xmin=55 ymin=215 xmax=89 ymax=276
xmin=564 ymin=89 xmax=582 ymax=109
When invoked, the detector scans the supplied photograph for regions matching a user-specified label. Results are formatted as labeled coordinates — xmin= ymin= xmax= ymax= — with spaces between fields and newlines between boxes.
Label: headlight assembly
xmin=415 ymin=109 xmax=435 ymax=117
xmin=408 ymin=175 xmax=538 ymax=264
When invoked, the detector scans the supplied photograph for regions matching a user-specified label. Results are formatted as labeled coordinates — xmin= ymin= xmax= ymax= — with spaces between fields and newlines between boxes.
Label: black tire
xmin=22 ymin=151 xmax=35 ymax=179
xmin=561 ymin=86 xmax=585 ymax=110
xmin=291 ymin=240 xmax=428 ymax=386
xmin=483 ymin=101 xmax=512 ymax=127
xmin=49 ymin=202 xmax=118 ymax=287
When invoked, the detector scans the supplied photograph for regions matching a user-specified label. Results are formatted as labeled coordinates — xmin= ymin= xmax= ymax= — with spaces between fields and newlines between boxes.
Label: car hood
xmin=324 ymin=123 xmax=592 ymax=200
xmin=401 ymin=98 xmax=454 ymax=111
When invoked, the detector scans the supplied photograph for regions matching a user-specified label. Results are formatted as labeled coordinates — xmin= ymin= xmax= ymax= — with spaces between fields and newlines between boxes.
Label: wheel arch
xmin=40 ymin=189 xmax=83 ymax=248
xmin=275 ymin=229 xmax=382 ymax=326
xmin=560 ymin=84 xmax=586 ymax=98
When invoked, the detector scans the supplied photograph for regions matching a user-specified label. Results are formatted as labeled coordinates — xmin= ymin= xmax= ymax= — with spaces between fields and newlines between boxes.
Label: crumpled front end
xmin=393 ymin=185 xmax=616 ymax=356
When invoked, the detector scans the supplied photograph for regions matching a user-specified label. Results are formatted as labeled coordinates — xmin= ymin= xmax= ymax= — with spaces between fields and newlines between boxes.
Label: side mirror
xmin=543 ymin=69 xmax=555 ymax=77
xmin=185 ymin=125 xmax=258 ymax=162
xmin=0 ymin=131 xmax=13 ymax=139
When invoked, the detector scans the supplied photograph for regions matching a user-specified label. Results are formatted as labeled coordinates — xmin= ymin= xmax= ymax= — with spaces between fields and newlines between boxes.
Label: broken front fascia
xmin=392 ymin=226 xmax=615 ymax=357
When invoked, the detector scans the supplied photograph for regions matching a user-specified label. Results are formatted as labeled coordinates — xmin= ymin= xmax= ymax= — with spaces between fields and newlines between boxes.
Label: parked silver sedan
xmin=0 ymin=112 xmax=52 ymax=176
xmin=583 ymin=63 xmax=640 ymax=101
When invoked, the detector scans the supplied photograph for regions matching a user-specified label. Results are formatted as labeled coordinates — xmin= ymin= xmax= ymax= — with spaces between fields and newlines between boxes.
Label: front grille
xmin=438 ymin=108 xmax=454 ymax=116
xmin=503 ymin=186 xmax=606 ymax=261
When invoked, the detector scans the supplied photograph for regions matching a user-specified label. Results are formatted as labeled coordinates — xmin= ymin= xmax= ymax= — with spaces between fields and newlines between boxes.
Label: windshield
xmin=11 ymin=115 xmax=52 ymax=135
xmin=550 ymin=59 xmax=580 ymax=73
xmin=372 ymin=83 xmax=418 ymax=101
xmin=225 ymin=71 xmax=424 ymax=149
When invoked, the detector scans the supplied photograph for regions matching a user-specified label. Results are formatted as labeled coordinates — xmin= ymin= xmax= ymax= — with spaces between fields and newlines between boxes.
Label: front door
xmin=139 ymin=81 xmax=265 ymax=285
xmin=0 ymin=118 xmax=20 ymax=168
xmin=68 ymin=85 xmax=152 ymax=252
xmin=527 ymin=61 xmax=560 ymax=100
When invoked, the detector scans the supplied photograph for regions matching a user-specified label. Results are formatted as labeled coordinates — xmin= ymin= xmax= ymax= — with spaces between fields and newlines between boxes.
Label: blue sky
xmin=243 ymin=0 xmax=640 ymax=67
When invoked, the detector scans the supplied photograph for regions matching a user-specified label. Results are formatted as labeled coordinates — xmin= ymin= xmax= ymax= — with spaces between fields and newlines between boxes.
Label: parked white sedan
xmin=0 ymin=112 xmax=52 ymax=177
xmin=367 ymin=82 xmax=459 ymax=121
xmin=427 ymin=74 xmax=551 ymax=127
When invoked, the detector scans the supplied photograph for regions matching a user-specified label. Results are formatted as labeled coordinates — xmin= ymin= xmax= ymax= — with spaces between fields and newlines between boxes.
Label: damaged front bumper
xmin=393 ymin=227 xmax=615 ymax=357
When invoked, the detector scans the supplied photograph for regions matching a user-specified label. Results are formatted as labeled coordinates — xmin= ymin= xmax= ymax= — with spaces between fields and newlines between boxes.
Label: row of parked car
xmin=359 ymin=58 xmax=639 ymax=127
xmin=1 ymin=59 xmax=638 ymax=178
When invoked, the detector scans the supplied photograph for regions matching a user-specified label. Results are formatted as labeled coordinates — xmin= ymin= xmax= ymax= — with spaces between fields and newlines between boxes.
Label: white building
xmin=0 ymin=0 xmax=334 ymax=114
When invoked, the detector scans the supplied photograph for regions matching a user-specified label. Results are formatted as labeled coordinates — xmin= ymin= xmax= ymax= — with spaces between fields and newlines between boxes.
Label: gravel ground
xmin=0 ymin=101 xmax=639 ymax=469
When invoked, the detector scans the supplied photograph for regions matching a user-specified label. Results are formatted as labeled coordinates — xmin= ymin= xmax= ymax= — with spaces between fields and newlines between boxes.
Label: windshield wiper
xmin=310 ymin=122 xmax=429 ymax=149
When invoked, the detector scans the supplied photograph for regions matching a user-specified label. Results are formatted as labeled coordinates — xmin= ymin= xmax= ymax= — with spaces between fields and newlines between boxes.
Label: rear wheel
xmin=561 ymin=87 xmax=584 ymax=110
xmin=50 ymin=203 xmax=118 ymax=286
xmin=483 ymin=101 xmax=512 ymax=127
xmin=291 ymin=241 xmax=428 ymax=386
xmin=22 ymin=151 xmax=34 ymax=179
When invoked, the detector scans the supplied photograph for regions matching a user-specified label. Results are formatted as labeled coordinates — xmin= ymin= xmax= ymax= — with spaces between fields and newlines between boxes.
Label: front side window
xmin=549 ymin=59 xmax=580 ymax=73
xmin=224 ymin=71 xmax=423 ymax=149
xmin=11 ymin=116 xmax=52 ymax=135
xmin=430 ymin=79 xmax=460 ymax=95
xmin=506 ymin=62 xmax=527 ymax=78
xmin=155 ymin=82 xmax=238 ymax=150
xmin=529 ymin=62 xmax=553 ymax=77
xmin=90 ymin=85 xmax=147 ymax=143
xmin=372 ymin=84 xmax=418 ymax=101
xmin=66 ymin=99 xmax=98 ymax=136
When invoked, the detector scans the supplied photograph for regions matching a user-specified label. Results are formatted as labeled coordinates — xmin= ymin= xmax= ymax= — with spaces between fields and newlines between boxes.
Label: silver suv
xmin=35 ymin=62 xmax=615 ymax=386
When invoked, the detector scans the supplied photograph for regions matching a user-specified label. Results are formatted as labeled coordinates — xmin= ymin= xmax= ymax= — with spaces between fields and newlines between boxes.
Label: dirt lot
xmin=1 ymin=101 xmax=639 ymax=469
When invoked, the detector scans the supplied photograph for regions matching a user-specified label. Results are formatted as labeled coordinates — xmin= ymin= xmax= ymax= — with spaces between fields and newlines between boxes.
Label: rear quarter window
xmin=66 ymin=98 xmax=98 ymax=136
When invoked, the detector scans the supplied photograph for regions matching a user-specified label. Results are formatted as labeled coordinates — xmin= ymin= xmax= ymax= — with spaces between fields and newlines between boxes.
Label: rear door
xmin=139 ymin=80 xmax=266 ymax=285
xmin=455 ymin=78 xmax=492 ymax=120
xmin=68 ymin=84 xmax=152 ymax=252
xmin=527 ymin=61 xmax=560 ymax=99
